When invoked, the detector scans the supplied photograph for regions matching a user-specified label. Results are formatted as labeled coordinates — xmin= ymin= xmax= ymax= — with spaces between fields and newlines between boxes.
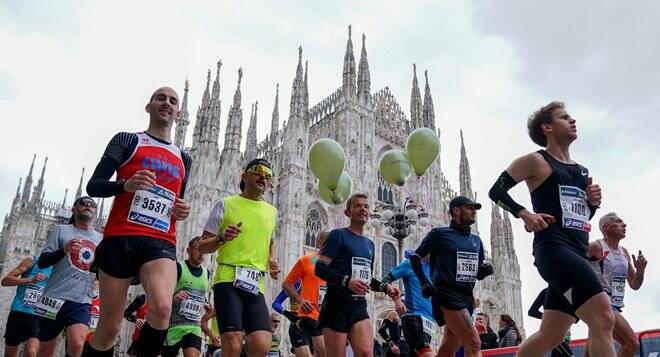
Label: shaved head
xmin=149 ymin=86 xmax=179 ymax=104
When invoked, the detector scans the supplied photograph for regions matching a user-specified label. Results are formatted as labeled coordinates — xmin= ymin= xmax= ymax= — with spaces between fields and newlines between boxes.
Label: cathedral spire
xmin=31 ymin=157 xmax=47 ymax=205
xmin=270 ymin=83 xmax=279 ymax=139
xmin=21 ymin=154 xmax=36 ymax=207
xmin=459 ymin=130 xmax=473 ymax=199
xmin=75 ymin=167 xmax=85 ymax=199
xmin=289 ymin=47 xmax=305 ymax=119
xmin=174 ymin=78 xmax=190 ymax=148
xmin=202 ymin=69 xmax=211 ymax=105
xmin=357 ymin=33 xmax=371 ymax=102
xmin=410 ymin=64 xmax=423 ymax=129
xmin=341 ymin=25 xmax=356 ymax=97
xmin=422 ymin=70 xmax=436 ymax=130
xmin=61 ymin=188 xmax=68 ymax=208
xmin=303 ymin=61 xmax=309 ymax=113
xmin=221 ymin=68 xmax=244 ymax=156
xmin=245 ymin=101 xmax=258 ymax=161
xmin=10 ymin=178 xmax=22 ymax=215
xmin=211 ymin=60 xmax=221 ymax=100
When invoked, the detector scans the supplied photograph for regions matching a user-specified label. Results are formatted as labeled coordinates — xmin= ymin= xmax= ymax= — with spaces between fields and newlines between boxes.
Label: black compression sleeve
xmin=488 ymin=171 xmax=526 ymax=218
xmin=124 ymin=294 xmax=146 ymax=322
xmin=87 ymin=132 xmax=137 ymax=198
xmin=370 ymin=278 xmax=384 ymax=292
xmin=314 ymin=260 xmax=345 ymax=284
xmin=37 ymin=249 xmax=66 ymax=269
xmin=378 ymin=323 xmax=390 ymax=342
xmin=528 ymin=289 xmax=546 ymax=319
xmin=410 ymin=254 xmax=431 ymax=286
xmin=180 ymin=152 xmax=192 ymax=198
xmin=588 ymin=202 xmax=599 ymax=220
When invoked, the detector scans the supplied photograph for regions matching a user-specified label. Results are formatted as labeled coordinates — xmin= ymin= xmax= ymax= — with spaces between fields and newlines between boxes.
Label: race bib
xmin=421 ymin=316 xmax=438 ymax=338
xmin=351 ymin=257 xmax=372 ymax=282
xmin=89 ymin=314 xmax=99 ymax=329
xmin=318 ymin=285 xmax=327 ymax=306
xmin=559 ymin=185 xmax=591 ymax=232
xmin=22 ymin=284 xmax=44 ymax=308
xmin=267 ymin=353 xmax=279 ymax=357
xmin=128 ymin=184 xmax=175 ymax=232
xmin=179 ymin=293 xmax=205 ymax=321
xmin=33 ymin=296 xmax=65 ymax=320
xmin=611 ymin=272 xmax=626 ymax=306
xmin=456 ymin=251 xmax=478 ymax=282
xmin=234 ymin=267 xmax=261 ymax=295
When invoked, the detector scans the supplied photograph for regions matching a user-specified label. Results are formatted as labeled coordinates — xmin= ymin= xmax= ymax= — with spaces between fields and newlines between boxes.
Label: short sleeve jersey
xmin=415 ymin=226 xmax=484 ymax=296
xmin=390 ymin=259 xmax=434 ymax=321
xmin=284 ymin=253 xmax=326 ymax=320
xmin=319 ymin=228 xmax=375 ymax=298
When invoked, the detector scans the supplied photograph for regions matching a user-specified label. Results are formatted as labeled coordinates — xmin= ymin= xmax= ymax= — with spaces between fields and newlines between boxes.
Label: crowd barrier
xmin=479 ymin=329 xmax=659 ymax=356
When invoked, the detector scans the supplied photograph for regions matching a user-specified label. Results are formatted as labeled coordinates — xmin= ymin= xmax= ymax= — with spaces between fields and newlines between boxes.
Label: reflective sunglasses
xmin=247 ymin=164 xmax=273 ymax=180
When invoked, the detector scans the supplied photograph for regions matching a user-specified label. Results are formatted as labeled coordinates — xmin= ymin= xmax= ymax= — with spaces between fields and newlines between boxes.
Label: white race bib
xmin=318 ymin=285 xmax=327 ymax=306
xmin=22 ymin=284 xmax=44 ymax=308
xmin=559 ymin=185 xmax=592 ymax=232
xmin=611 ymin=272 xmax=626 ymax=306
xmin=267 ymin=353 xmax=279 ymax=357
xmin=127 ymin=184 xmax=175 ymax=232
xmin=456 ymin=252 xmax=478 ymax=282
xmin=33 ymin=296 xmax=65 ymax=320
xmin=421 ymin=316 xmax=438 ymax=338
xmin=234 ymin=267 xmax=261 ymax=295
xmin=351 ymin=257 xmax=371 ymax=282
xmin=89 ymin=314 xmax=99 ymax=329
xmin=179 ymin=294 xmax=205 ymax=321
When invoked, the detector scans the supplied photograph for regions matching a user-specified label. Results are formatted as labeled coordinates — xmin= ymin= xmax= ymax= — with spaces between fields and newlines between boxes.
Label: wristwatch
xmin=215 ymin=233 xmax=225 ymax=245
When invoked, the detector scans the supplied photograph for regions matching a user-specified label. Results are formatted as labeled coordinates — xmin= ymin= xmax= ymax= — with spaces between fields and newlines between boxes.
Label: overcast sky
xmin=1 ymin=0 xmax=658 ymax=339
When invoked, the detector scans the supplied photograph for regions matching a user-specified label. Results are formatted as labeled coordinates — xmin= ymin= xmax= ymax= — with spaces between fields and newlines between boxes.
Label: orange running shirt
xmin=284 ymin=253 xmax=326 ymax=320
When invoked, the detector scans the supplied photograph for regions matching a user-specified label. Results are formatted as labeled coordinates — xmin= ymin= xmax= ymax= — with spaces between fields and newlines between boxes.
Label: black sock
xmin=82 ymin=341 xmax=114 ymax=356
xmin=136 ymin=322 xmax=167 ymax=357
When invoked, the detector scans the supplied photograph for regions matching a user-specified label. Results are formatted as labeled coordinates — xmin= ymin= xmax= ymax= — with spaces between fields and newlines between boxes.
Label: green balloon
xmin=378 ymin=149 xmax=412 ymax=186
xmin=406 ymin=128 xmax=440 ymax=176
xmin=308 ymin=138 xmax=346 ymax=191
xmin=318 ymin=171 xmax=353 ymax=205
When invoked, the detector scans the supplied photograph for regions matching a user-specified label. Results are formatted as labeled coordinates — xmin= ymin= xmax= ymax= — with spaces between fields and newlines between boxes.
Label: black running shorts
xmin=4 ymin=310 xmax=40 ymax=346
xmin=38 ymin=300 xmax=91 ymax=341
xmin=213 ymin=283 xmax=271 ymax=334
xmin=401 ymin=314 xmax=432 ymax=352
xmin=161 ymin=333 xmax=202 ymax=356
xmin=431 ymin=287 xmax=474 ymax=327
xmin=317 ymin=295 xmax=369 ymax=333
xmin=298 ymin=316 xmax=322 ymax=337
xmin=94 ymin=236 xmax=176 ymax=279
xmin=534 ymin=244 xmax=603 ymax=317
xmin=288 ymin=323 xmax=309 ymax=348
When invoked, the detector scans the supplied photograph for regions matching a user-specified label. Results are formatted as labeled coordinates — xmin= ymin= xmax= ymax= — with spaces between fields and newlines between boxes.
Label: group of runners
xmin=1 ymin=87 xmax=647 ymax=357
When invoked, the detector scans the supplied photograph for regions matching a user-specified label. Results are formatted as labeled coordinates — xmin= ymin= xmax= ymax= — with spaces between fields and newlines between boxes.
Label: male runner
xmin=162 ymin=237 xmax=209 ymax=357
xmin=123 ymin=294 xmax=148 ymax=357
xmin=282 ymin=230 xmax=330 ymax=357
xmin=1 ymin=254 xmax=52 ymax=357
xmin=382 ymin=250 xmax=435 ymax=357
xmin=377 ymin=310 xmax=409 ymax=357
xmin=410 ymin=196 xmax=492 ymax=357
xmin=201 ymin=304 xmax=222 ymax=357
xmin=272 ymin=282 xmax=312 ymax=357
xmin=314 ymin=193 xmax=401 ymax=357
xmin=85 ymin=86 xmax=192 ymax=356
xmin=487 ymin=101 xmax=613 ymax=357
xmin=36 ymin=196 xmax=102 ymax=356
xmin=198 ymin=158 xmax=280 ymax=357
xmin=269 ymin=313 xmax=282 ymax=357
xmin=585 ymin=213 xmax=646 ymax=357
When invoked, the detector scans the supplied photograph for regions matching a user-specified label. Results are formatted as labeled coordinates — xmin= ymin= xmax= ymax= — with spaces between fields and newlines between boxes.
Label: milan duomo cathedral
xmin=0 ymin=26 xmax=523 ymax=353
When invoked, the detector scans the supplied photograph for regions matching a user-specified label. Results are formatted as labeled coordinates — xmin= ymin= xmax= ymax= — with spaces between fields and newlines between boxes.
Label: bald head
xmin=149 ymin=86 xmax=179 ymax=104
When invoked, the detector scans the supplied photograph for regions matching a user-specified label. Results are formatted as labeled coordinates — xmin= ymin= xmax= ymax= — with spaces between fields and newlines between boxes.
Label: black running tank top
xmin=531 ymin=150 xmax=592 ymax=256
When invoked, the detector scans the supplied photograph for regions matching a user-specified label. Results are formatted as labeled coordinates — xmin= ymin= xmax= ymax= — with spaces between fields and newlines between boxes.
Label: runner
xmin=1 ymin=254 xmax=52 ymax=357
xmin=272 ymin=281 xmax=313 ymax=357
xmin=585 ymin=212 xmax=646 ymax=357
xmin=487 ymin=101 xmax=614 ymax=357
xmin=282 ymin=230 xmax=330 ymax=357
xmin=162 ymin=237 xmax=209 ymax=357
xmin=377 ymin=310 xmax=409 ymax=357
xmin=381 ymin=249 xmax=435 ymax=357
xmin=314 ymin=193 xmax=401 ymax=357
xmin=200 ymin=304 xmax=222 ymax=357
xmin=35 ymin=196 xmax=102 ymax=357
xmin=85 ymin=86 xmax=192 ymax=356
xmin=85 ymin=280 xmax=101 ymax=343
xmin=198 ymin=158 xmax=280 ymax=357
xmin=269 ymin=313 xmax=282 ymax=357
xmin=123 ymin=294 xmax=148 ymax=357
xmin=410 ymin=195 xmax=493 ymax=357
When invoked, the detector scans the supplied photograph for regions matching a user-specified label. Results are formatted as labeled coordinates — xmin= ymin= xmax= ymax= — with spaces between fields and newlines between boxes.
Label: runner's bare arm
xmin=1 ymin=256 xmax=36 ymax=286
xmin=624 ymin=247 xmax=645 ymax=290
xmin=269 ymin=237 xmax=280 ymax=279
xmin=200 ymin=304 xmax=215 ymax=338
xmin=282 ymin=260 xmax=303 ymax=304
xmin=198 ymin=230 xmax=220 ymax=254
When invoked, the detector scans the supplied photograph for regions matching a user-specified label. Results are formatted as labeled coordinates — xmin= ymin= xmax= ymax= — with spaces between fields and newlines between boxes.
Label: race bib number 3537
xmin=128 ymin=184 xmax=175 ymax=232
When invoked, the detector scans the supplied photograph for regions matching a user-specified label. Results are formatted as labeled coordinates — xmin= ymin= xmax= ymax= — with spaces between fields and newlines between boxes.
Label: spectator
xmin=497 ymin=314 xmax=522 ymax=347
xmin=475 ymin=313 xmax=499 ymax=349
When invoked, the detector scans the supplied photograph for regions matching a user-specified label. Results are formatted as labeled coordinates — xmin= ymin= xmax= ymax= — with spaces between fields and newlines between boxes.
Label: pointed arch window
xmin=381 ymin=242 xmax=397 ymax=278
xmin=377 ymin=174 xmax=393 ymax=204
xmin=305 ymin=209 xmax=323 ymax=248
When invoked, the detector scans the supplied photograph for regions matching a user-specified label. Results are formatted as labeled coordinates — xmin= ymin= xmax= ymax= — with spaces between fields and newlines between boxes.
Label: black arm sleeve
xmin=176 ymin=262 xmax=182 ymax=281
xmin=378 ymin=323 xmax=391 ymax=342
xmin=369 ymin=278 xmax=385 ymax=292
xmin=528 ymin=289 xmax=546 ymax=319
xmin=180 ymin=152 xmax=192 ymax=198
xmin=381 ymin=272 xmax=395 ymax=285
xmin=124 ymin=294 xmax=146 ymax=322
xmin=314 ymin=260 xmax=345 ymax=284
xmin=488 ymin=171 xmax=526 ymax=218
xmin=37 ymin=248 xmax=66 ymax=269
xmin=410 ymin=254 xmax=431 ymax=286
xmin=87 ymin=132 xmax=138 ymax=198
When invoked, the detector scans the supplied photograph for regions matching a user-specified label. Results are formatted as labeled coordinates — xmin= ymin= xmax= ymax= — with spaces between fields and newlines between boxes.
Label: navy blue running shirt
xmin=319 ymin=228 xmax=375 ymax=298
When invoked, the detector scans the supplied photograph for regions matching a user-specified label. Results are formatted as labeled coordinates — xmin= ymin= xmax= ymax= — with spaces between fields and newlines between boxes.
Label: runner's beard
xmin=77 ymin=211 xmax=95 ymax=222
